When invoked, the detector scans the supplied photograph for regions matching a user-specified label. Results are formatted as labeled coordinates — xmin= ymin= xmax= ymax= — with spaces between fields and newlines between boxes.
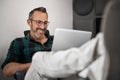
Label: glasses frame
xmin=30 ymin=19 xmax=50 ymax=26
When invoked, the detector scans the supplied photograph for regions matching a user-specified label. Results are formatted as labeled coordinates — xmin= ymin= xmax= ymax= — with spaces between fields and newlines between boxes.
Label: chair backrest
xmin=101 ymin=0 xmax=120 ymax=80
xmin=24 ymin=30 xmax=30 ymax=36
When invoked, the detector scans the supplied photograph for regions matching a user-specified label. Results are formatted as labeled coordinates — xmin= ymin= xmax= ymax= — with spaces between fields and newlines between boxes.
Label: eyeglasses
xmin=31 ymin=19 xmax=49 ymax=26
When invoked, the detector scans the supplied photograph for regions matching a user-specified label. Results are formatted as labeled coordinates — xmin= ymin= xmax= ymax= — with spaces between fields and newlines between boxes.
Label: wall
xmin=0 ymin=0 xmax=73 ymax=79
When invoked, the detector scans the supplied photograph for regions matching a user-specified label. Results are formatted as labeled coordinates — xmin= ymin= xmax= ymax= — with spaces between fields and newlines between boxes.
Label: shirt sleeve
xmin=1 ymin=39 xmax=20 ymax=69
xmin=29 ymin=36 xmax=99 ymax=78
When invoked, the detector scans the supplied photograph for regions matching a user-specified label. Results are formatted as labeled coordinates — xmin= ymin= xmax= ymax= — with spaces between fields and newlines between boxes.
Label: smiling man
xmin=1 ymin=7 xmax=53 ymax=77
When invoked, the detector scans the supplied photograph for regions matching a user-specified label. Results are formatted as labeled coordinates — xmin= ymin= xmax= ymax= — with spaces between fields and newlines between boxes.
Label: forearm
xmin=3 ymin=62 xmax=31 ymax=77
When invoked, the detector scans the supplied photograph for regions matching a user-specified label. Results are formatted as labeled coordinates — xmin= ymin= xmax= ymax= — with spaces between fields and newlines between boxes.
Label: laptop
xmin=52 ymin=28 xmax=92 ymax=51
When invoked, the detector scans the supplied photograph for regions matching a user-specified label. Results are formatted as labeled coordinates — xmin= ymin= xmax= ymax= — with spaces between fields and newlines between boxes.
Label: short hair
xmin=28 ymin=7 xmax=48 ymax=19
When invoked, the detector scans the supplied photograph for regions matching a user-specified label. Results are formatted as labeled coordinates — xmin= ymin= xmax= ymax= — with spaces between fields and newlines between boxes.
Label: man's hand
xmin=3 ymin=62 xmax=31 ymax=77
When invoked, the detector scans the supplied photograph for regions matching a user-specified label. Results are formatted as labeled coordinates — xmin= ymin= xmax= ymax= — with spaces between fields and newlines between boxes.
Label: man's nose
xmin=39 ymin=23 xmax=45 ymax=29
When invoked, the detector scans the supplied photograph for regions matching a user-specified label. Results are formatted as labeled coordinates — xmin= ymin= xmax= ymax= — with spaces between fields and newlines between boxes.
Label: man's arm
xmin=3 ymin=62 xmax=31 ymax=77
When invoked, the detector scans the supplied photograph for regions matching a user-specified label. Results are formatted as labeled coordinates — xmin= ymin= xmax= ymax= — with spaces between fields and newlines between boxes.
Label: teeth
xmin=37 ymin=29 xmax=44 ymax=34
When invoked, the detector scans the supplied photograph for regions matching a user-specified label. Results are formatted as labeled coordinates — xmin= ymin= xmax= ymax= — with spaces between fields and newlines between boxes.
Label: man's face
xmin=28 ymin=11 xmax=48 ymax=39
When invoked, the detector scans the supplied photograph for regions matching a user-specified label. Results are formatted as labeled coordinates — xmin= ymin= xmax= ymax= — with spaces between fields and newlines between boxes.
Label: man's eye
xmin=37 ymin=21 xmax=42 ymax=24
xmin=44 ymin=22 xmax=48 ymax=25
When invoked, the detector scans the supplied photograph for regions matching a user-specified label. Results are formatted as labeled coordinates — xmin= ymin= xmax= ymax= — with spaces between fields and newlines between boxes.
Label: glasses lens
xmin=31 ymin=19 xmax=49 ymax=26
xmin=44 ymin=21 xmax=49 ymax=25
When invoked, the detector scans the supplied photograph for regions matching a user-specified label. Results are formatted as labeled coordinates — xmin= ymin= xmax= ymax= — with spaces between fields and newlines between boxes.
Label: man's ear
xmin=27 ymin=19 xmax=32 ymax=27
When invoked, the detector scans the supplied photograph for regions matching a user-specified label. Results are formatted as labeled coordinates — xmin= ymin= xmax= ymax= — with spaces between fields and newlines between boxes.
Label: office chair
xmin=102 ymin=0 xmax=120 ymax=80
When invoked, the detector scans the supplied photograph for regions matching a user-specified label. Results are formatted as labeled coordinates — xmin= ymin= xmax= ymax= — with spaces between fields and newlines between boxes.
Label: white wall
xmin=0 ymin=0 xmax=73 ymax=79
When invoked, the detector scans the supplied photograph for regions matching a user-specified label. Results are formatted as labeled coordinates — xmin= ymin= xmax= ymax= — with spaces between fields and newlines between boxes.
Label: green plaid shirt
xmin=1 ymin=30 xmax=53 ymax=69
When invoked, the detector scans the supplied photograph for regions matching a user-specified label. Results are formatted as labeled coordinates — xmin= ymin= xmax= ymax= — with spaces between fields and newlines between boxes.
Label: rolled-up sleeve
xmin=1 ymin=39 xmax=20 ymax=69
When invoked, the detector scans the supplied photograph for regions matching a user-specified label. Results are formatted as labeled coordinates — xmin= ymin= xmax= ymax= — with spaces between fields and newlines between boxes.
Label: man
xmin=1 ymin=7 xmax=53 ymax=77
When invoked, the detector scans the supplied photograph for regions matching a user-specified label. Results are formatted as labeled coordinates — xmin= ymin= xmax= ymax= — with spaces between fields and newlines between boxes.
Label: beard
xmin=32 ymin=28 xmax=47 ymax=39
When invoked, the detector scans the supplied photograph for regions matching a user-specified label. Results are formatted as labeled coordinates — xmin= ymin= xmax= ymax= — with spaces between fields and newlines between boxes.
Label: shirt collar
xmin=25 ymin=30 xmax=51 ymax=42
